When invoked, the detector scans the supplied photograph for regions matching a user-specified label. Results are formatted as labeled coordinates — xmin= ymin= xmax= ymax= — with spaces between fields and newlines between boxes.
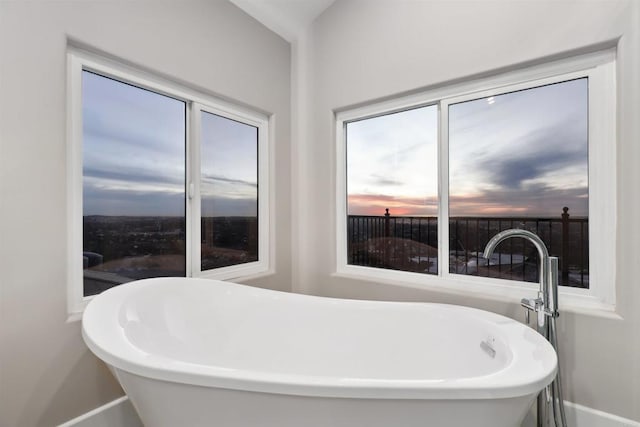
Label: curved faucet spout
xmin=482 ymin=228 xmax=552 ymax=332
xmin=482 ymin=229 xmax=549 ymax=261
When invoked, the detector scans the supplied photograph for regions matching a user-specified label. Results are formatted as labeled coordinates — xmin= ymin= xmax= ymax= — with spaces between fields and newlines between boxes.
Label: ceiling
xmin=229 ymin=0 xmax=336 ymax=42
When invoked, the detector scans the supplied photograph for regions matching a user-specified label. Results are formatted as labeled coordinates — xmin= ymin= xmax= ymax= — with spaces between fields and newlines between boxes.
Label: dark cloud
xmin=84 ymin=166 xmax=183 ymax=186
xmin=83 ymin=127 xmax=179 ymax=154
xmin=370 ymin=174 xmax=403 ymax=186
xmin=450 ymin=185 xmax=588 ymax=217
xmin=201 ymin=174 xmax=257 ymax=188
xmin=474 ymin=124 xmax=587 ymax=190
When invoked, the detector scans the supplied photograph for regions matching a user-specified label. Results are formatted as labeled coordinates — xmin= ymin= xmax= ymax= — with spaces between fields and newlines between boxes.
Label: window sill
xmin=196 ymin=260 xmax=272 ymax=282
xmin=67 ymin=264 xmax=275 ymax=323
xmin=333 ymin=265 xmax=621 ymax=320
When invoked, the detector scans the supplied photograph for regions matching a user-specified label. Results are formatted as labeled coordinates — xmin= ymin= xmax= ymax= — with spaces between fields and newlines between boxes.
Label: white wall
xmin=0 ymin=1 xmax=291 ymax=425
xmin=294 ymin=0 xmax=640 ymax=421
xmin=1 ymin=0 xmax=638 ymax=424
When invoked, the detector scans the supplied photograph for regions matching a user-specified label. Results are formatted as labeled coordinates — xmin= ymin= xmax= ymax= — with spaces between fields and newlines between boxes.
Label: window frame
xmin=190 ymin=103 xmax=270 ymax=279
xmin=335 ymin=49 xmax=616 ymax=314
xmin=67 ymin=48 xmax=273 ymax=318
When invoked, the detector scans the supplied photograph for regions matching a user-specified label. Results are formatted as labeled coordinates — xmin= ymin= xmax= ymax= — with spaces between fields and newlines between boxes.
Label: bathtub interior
xmin=119 ymin=279 xmax=514 ymax=381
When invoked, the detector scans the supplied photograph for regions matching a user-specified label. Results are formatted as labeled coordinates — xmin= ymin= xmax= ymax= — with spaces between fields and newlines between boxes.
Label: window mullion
xmin=189 ymin=103 xmax=203 ymax=277
xmin=438 ymin=100 xmax=450 ymax=278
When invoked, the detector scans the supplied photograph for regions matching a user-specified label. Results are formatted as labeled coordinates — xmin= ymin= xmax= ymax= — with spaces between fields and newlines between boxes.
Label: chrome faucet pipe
xmin=483 ymin=229 xmax=551 ymax=331
xmin=482 ymin=229 xmax=566 ymax=427
xmin=482 ymin=228 xmax=549 ymax=260
xmin=548 ymin=256 xmax=560 ymax=318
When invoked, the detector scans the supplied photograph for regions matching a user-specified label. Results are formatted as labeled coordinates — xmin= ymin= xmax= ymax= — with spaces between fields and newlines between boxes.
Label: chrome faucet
xmin=482 ymin=229 xmax=559 ymax=331
xmin=483 ymin=229 xmax=566 ymax=427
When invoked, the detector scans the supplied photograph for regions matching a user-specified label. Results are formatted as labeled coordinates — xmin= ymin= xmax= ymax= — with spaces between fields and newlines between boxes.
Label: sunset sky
xmin=347 ymin=78 xmax=588 ymax=218
xmin=82 ymin=70 xmax=588 ymax=220
xmin=200 ymin=111 xmax=258 ymax=217
xmin=82 ymin=71 xmax=257 ymax=217
xmin=347 ymin=105 xmax=438 ymax=216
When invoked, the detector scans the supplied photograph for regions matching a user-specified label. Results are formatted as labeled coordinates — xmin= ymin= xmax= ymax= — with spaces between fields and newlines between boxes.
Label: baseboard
xmin=522 ymin=400 xmax=640 ymax=427
xmin=58 ymin=395 xmax=639 ymax=427
xmin=57 ymin=396 xmax=142 ymax=427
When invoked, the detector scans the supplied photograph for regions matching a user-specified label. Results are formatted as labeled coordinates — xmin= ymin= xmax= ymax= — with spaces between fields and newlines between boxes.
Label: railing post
xmin=561 ymin=207 xmax=569 ymax=284
xmin=384 ymin=209 xmax=391 ymax=266
xmin=384 ymin=208 xmax=390 ymax=238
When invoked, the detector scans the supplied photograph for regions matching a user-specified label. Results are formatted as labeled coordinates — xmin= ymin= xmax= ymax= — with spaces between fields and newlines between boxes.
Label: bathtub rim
xmin=82 ymin=277 xmax=558 ymax=400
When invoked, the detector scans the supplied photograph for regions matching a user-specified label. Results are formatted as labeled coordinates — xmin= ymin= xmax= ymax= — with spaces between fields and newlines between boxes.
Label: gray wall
xmin=294 ymin=0 xmax=640 ymax=421
xmin=0 ymin=1 xmax=291 ymax=425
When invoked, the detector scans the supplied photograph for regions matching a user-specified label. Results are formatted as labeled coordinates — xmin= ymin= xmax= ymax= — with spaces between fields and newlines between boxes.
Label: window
xmin=67 ymin=49 xmax=271 ymax=314
xmin=81 ymin=71 xmax=187 ymax=296
xmin=448 ymin=79 xmax=589 ymax=288
xmin=346 ymin=105 xmax=438 ymax=274
xmin=199 ymin=110 xmax=259 ymax=271
xmin=337 ymin=50 xmax=616 ymax=310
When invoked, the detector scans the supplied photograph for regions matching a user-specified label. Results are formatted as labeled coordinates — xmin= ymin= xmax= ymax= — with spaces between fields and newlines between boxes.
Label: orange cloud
xmin=348 ymin=194 xmax=437 ymax=216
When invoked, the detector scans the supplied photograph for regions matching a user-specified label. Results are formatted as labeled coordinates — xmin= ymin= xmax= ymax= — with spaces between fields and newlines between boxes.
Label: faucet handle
xmin=520 ymin=297 xmax=542 ymax=325
xmin=520 ymin=297 xmax=541 ymax=310
xmin=520 ymin=297 xmax=533 ymax=324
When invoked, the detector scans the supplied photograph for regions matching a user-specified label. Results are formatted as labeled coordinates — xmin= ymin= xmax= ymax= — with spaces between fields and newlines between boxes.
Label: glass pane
xmin=200 ymin=111 xmax=258 ymax=270
xmin=346 ymin=105 xmax=439 ymax=274
xmin=82 ymin=71 xmax=186 ymax=296
xmin=449 ymin=78 xmax=589 ymax=288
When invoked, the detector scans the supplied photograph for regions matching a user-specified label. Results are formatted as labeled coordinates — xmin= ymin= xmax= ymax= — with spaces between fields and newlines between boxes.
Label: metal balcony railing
xmin=347 ymin=207 xmax=588 ymax=288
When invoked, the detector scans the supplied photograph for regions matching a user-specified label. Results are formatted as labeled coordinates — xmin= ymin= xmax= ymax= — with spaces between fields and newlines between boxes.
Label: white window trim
xmin=335 ymin=49 xmax=617 ymax=317
xmin=190 ymin=102 xmax=271 ymax=282
xmin=67 ymin=48 xmax=273 ymax=319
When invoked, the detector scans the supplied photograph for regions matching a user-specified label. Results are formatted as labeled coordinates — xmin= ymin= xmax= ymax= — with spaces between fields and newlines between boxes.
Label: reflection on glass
xmin=449 ymin=78 xmax=589 ymax=288
xmin=200 ymin=111 xmax=258 ymax=270
xmin=82 ymin=71 xmax=186 ymax=296
xmin=346 ymin=105 xmax=439 ymax=274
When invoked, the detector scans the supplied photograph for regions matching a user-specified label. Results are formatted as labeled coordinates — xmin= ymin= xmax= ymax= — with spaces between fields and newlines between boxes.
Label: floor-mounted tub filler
xmin=82 ymin=277 xmax=557 ymax=427
xmin=484 ymin=229 xmax=568 ymax=427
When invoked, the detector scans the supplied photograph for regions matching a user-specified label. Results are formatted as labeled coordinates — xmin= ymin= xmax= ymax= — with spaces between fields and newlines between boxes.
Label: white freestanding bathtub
xmin=82 ymin=277 xmax=557 ymax=427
